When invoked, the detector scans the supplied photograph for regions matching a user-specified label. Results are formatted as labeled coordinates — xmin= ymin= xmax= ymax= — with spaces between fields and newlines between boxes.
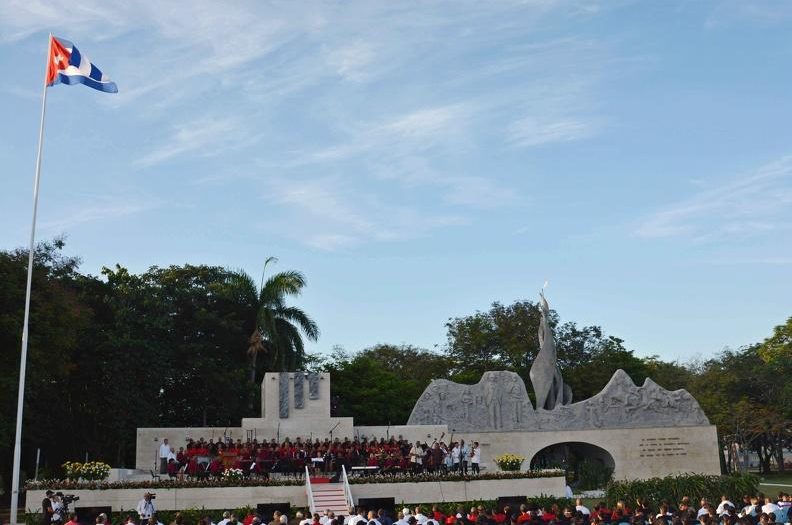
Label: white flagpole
xmin=10 ymin=34 xmax=52 ymax=525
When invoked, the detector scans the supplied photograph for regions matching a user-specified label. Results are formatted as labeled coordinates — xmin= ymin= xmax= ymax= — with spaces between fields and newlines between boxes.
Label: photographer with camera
xmin=42 ymin=490 xmax=55 ymax=525
xmin=51 ymin=493 xmax=64 ymax=525
xmin=137 ymin=492 xmax=156 ymax=524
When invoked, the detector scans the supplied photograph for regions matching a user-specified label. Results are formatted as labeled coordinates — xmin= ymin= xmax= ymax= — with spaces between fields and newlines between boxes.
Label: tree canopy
xmin=0 ymin=240 xmax=789 ymax=499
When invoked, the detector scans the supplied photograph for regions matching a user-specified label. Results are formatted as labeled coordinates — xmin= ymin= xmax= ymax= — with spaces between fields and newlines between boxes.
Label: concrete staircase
xmin=309 ymin=483 xmax=349 ymax=516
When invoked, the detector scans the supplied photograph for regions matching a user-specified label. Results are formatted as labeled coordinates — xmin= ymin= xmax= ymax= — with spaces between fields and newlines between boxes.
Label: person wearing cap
xmin=42 ymin=491 xmax=55 ymax=525
xmin=137 ymin=492 xmax=156 ymax=523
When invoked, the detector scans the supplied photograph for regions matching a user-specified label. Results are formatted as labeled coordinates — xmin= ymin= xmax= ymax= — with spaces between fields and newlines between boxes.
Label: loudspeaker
xmin=74 ymin=506 xmax=112 ymax=525
xmin=257 ymin=503 xmax=291 ymax=524
xmin=496 ymin=497 xmax=526 ymax=512
xmin=357 ymin=498 xmax=396 ymax=519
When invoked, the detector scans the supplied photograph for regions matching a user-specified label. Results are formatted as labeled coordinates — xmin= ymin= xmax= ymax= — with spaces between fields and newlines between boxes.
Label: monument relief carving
xmin=294 ymin=372 xmax=305 ymax=409
xmin=279 ymin=373 xmax=289 ymax=418
xmin=407 ymin=371 xmax=536 ymax=432
xmin=407 ymin=291 xmax=710 ymax=431
xmin=308 ymin=372 xmax=320 ymax=399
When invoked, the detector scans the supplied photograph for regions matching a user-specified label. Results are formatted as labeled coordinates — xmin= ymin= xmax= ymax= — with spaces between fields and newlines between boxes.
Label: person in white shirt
xmin=761 ymin=497 xmax=781 ymax=517
xmin=51 ymin=494 xmax=64 ymax=525
xmin=367 ymin=511 xmax=381 ymax=525
xmin=696 ymin=499 xmax=709 ymax=518
xmin=459 ymin=441 xmax=469 ymax=475
xmin=320 ymin=511 xmax=332 ymax=525
xmin=351 ymin=509 xmax=366 ymax=525
xmin=297 ymin=513 xmax=311 ymax=525
xmin=136 ymin=493 xmax=156 ymax=523
xmin=158 ymin=439 xmax=171 ymax=474
xmin=575 ymin=499 xmax=591 ymax=516
xmin=450 ymin=443 xmax=461 ymax=472
xmin=470 ymin=442 xmax=481 ymax=474
xmin=413 ymin=507 xmax=428 ymax=525
xmin=393 ymin=513 xmax=407 ymax=525
xmin=409 ymin=443 xmax=423 ymax=473
xmin=716 ymin=496 xmax=734 ymax=515
xmin=218 ymin=511 xmax=232 ymax=525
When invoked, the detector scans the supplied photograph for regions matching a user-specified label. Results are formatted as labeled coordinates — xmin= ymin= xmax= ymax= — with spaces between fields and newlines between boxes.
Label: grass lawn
xmin=758 ymin=471 xmax=792 ymax=494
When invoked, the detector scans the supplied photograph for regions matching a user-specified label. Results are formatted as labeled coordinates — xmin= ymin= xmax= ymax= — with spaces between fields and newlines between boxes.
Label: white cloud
xmin=327 ymin=42 xmax=376 ymax=82
xmin=39 ymin=196 xmax=159 ymax=233
xmin=635 ymin=156 xmax=792 ymax=239
xmin=136 ymin=117 xmax=254 ymax=167
xmin=508 ymin=117 xmax=593 ymax=147
xmin=262 ymin=176 xmax=467 ymax=250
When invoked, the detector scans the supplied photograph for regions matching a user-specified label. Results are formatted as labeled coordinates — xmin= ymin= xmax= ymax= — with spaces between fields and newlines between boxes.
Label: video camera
xmin=62 ymin=495 xmax=79 ymax=505
xmin=147 ymin=494 xmax=156 ymax=500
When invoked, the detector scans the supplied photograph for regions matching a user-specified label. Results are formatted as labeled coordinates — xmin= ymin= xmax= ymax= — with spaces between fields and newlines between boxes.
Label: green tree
xmin=229 ymin=257 xmax=319 ymax=378
xmin=444 ymin=300 xmax=637 ymax=402
xmin=323 ymin=344 xmax=449 ymax=425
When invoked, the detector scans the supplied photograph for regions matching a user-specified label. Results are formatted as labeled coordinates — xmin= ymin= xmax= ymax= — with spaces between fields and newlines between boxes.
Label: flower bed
xmin=25 ymin=469 xmax=564 ymax=491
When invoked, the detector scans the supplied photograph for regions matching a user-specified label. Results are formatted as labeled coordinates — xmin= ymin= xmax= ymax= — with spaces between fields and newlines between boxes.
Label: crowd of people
xmin=40 ymin=492 xmax=792 ymax=525
xmin=157 ymin=436 xmax=483 ymax=478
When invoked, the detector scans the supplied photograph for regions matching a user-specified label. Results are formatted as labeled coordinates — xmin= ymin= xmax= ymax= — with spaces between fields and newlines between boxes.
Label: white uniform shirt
xmin=52 ymin=501 xmax=63 ymax=522
xmin=761 ymin=503 xmax=780 ymax=515
xmin=137 ymin=499 xmax=156 ymax=519
xmin=410 ymin=446 xmax=422 ymax=465
xmin=575 ymin=506 xmax=590 ymax=516
xmin=159 ymin=443 xmax=171 ymax=459
xmin=414 ymin=513 xmax=428 ymax=525
xmin=471 ymin=447 xmax=481 ymax=464
xmin=451 ymin=446 xmax=460 ymax=463
xmin=716 ymin=501 xmax=733 ymax=515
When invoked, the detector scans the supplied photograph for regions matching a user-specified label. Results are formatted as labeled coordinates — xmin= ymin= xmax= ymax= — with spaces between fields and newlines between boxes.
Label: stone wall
xmin=136 ymin=424 xmax=719 ymax=479
xmin=26 ymin=477 xmax=567 ymax=513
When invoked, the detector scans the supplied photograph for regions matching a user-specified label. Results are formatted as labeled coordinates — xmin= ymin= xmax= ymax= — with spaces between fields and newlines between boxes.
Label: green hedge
xmin=604 ymin=473 xmax=759 ymax=507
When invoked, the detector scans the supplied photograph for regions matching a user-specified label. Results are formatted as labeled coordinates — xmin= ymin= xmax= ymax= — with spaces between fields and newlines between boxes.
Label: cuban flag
xmin=46 ymin=36 xmax=118 ymax=93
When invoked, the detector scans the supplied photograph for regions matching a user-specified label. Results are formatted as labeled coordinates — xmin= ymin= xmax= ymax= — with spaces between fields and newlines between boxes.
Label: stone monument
xmin=408 ymin=291 xmax=710 ymax=431
xmin=137 ymin=292 xmax=720 ymax=480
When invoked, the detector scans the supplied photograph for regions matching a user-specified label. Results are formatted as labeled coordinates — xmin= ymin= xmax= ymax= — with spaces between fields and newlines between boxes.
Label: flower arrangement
xmin=61 ymin=461 xmax=111 ymax=481
xmin=25 ymin=468 xmax=564 ymax=491
xmin=493 ymin=453 xmax=526 ymax=472
xmin=221 ymin=468 xmax=244 ymax=482
xmin=62 ymin=462 xmax=82 ymax=481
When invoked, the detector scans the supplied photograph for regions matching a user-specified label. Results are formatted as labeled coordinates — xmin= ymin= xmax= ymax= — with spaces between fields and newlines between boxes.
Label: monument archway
xmin=529 ymin=441 xmax=615 ymax=486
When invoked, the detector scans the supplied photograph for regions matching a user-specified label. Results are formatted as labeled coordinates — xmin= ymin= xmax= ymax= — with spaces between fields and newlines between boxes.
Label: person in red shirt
xmin=541 ymin=508 xmax=557 ymax=523
xmin=516 ymin=505 xmax=532 ymax=524
xmin=208 ymin=457 xmax=223 ymax=476
xmin=432 ymin=506 xmax=447 ymax=525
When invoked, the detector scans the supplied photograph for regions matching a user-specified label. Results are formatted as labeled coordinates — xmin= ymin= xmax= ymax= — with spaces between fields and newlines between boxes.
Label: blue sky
xmin=1 ymin=1 xmax=790 ymax=363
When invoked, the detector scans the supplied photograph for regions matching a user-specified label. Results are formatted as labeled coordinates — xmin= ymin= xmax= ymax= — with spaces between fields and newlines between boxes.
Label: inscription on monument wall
xmin=638 ymin=436 xmax=689 ymax=458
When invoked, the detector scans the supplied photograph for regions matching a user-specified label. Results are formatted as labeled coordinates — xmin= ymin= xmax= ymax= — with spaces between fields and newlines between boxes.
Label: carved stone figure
xmin=294 ymin=372 xmax=305 ymax=409
xmin=530 ymin=291 xmax=572 ymax=411
xmin=308 ymin=372 xmax=320 ymax=399
xmin=508 ymin=375 xmax=523 ymax=424
xmin=483 ymin=375 xmax=504 ymax=429
xmin=279 ymin=373 xmax=289 ymax=418
xmin=461 ymin=387 xmax=473 ymax=422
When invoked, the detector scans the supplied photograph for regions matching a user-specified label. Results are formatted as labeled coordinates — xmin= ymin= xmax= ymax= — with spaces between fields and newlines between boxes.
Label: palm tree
xmin=231 ymin=257 xmax=319 ymax=381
